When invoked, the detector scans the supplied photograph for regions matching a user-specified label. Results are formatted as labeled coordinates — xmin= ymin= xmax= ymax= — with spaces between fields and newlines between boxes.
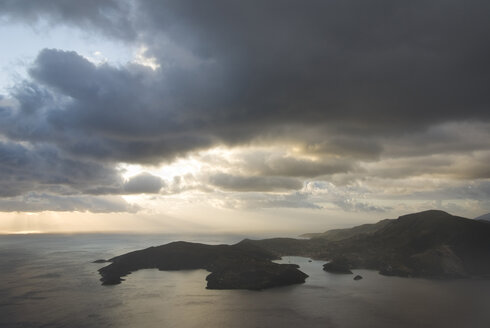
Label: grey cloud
xmin=372 ymin=179 xmax=490 ymax=215
xmin=123 ymin=172 xmax=165 ymax=194
xmin=1 ymin=1 xmax=489 ymax=166
xmin=0 ymin=192 xmax=138 ymax=213
xmin=0 ymin=0 xmax=135 ymax=40
xmin=260 ymin=192 xmax=322 ymax=209
xmin=0 ymin=49 xmax=216 ymax=164
xmin=299 ymin=136 xmax=384 ymax=161
xmin=0 ymin=140 xmax=151 ymax=212
xmin=364 ymin=151 xmax=490 ymax=180
xmin=0 ymin=0 xmax=490 ymax=212
xmin=225 ymin=192 xmax=322 ymax=210
xmin=165 ymin=174 xmax=213 ymax=194
xmin=206 ymin=175 xmax=387 ymax=211
xmin=404 ymin=181 xmax=490 ymax=202
xmin=0 ymin=140 xmax=170 ymax=198
xmin=382 ymin=122 xmax=490 ymax=158
xmin=0 ymin=141 xmax=123 ymax=197
xmin=238 ymin=151 xmax=356 ymax=178
xmin=138 ymin=0 xmax=490 ymax=129
xmin=209 ymin=173 xmax=303 ymax=192
xmin=301 ymin=180 xmax=389 ymax=212
xmin=214 ymin=186 xmax=386 ymax=212
xmin=332 ymin=198 xmax=390 ymax=213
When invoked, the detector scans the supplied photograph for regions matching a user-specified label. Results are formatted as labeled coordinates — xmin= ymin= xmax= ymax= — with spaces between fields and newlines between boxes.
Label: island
xmin=98 ymin=241 xmax=308 ymax=290
xmin=97 ymin=210 xmax=490 ymax=290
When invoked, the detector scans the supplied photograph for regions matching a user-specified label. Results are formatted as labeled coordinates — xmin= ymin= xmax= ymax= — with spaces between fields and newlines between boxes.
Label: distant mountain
xmin=300 ymin=219 xmax=392 ymax=241
xmin=244 ymin=210 xmax=490 ymax=279
xmin=474 ymin=213 xmax=490 ymax=222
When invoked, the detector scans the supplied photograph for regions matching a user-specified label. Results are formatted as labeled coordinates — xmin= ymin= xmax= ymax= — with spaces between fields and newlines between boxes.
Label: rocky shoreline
xmin=97 ymin=241 xmax=308 ymax=290
xmin=96 ymin=210 xmax=490 ymax=290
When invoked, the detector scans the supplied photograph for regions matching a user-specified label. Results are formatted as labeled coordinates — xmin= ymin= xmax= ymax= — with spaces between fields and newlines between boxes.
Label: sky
xmin=0 ymin=0 xmax=489 ymax=234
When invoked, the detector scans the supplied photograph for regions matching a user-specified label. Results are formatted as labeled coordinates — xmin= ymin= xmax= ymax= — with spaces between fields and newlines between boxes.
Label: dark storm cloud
xmin=382 ymin=122 xmax=490 ymax=158
xmin=0 ymin=0 xmax=490 ymax=204
xmin=0 ymin=49 xmax=215 ymax=163
xmin=0 ymin=141 xmax=122 ymax=197
xmin=0 ymin=0 xmax=135 ymax=39
xmin=137 ymin=0 xmax=490 ymax=130
xmin=1 ymin=1 xmax=489 ymax=162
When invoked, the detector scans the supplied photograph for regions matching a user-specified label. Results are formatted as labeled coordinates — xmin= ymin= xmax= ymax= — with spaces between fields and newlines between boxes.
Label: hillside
xmin=475 ymin=213 xmax=490 ymax=222
xmin=97 ymin=210 xmax=490 ymax=289
xmin=300 ymin=219 xmax=392 ymax=241
xmin=247 ymin=210 xmax=490 ymax=278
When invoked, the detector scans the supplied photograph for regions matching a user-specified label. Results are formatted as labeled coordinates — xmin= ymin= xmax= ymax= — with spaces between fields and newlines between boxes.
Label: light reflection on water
xmin=1 ymin=235 xmax=489 ymax=328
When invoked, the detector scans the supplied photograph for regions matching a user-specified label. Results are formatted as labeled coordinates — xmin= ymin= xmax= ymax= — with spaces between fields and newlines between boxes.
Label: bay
xmin=1 ymin=234 xmax=489 ymax=328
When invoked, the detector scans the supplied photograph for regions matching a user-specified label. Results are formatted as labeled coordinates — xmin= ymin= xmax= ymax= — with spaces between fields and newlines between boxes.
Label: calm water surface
xmin=1 ymin=234 xmax=489 ymax=328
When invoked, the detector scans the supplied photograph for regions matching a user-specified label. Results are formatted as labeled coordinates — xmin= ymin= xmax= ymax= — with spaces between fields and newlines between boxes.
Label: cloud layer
xmin=0 ymin=0 xmax=489 ymax=215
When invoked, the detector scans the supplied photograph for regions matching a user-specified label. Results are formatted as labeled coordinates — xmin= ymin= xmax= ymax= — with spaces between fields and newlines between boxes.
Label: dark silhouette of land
xmin=97 ymin=210 xmax=490 ymax=290
xmin=475 ymin=213 xmax=490 ymax=222
xmin=243 ymin=210 xmax=490 ymax=279
xmin=98 ymin=241 xmax=307 ymax=290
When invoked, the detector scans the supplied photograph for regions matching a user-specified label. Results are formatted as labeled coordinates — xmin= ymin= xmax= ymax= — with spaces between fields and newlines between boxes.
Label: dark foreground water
xmin=1 ymin=234 xmax=489 ymax=328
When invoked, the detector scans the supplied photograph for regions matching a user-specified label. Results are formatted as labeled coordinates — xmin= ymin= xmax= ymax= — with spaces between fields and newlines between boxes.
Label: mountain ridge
xmin=475 ymin=213 xmax=490 ymax=222
xmin=245 ymin=210 xmax=490 ymax=278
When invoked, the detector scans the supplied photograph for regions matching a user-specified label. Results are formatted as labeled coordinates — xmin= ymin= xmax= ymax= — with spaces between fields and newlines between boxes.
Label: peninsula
xmin=97 ymin=210 xmax=490 ymax=290
xmin=97 ymin=241 xmax=308 ymax=290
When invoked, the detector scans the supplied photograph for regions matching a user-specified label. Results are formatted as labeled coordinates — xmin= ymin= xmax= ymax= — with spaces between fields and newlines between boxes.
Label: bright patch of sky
xmin=0 ymin=21 xmax=135 ymax=93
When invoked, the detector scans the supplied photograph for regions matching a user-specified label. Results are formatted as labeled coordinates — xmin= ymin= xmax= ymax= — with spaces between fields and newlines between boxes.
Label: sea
xmin=1 ymin=233 xmax=489 ymax=328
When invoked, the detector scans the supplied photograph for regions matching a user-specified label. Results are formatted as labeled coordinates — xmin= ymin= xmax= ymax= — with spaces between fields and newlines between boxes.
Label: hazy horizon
xmin=0 ymin=208 xmax=488 ymax=236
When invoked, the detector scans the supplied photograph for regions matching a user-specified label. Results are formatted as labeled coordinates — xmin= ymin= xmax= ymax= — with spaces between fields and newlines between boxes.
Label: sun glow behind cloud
xmin=133 ymin=46 xmax=160 ymax=70
xmin=1 ymin=142 xmax=490 ymax=234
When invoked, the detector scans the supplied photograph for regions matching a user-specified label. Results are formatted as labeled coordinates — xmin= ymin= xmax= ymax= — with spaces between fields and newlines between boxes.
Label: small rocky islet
xmin=96 ymin=210 xmax=490 ymax=290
